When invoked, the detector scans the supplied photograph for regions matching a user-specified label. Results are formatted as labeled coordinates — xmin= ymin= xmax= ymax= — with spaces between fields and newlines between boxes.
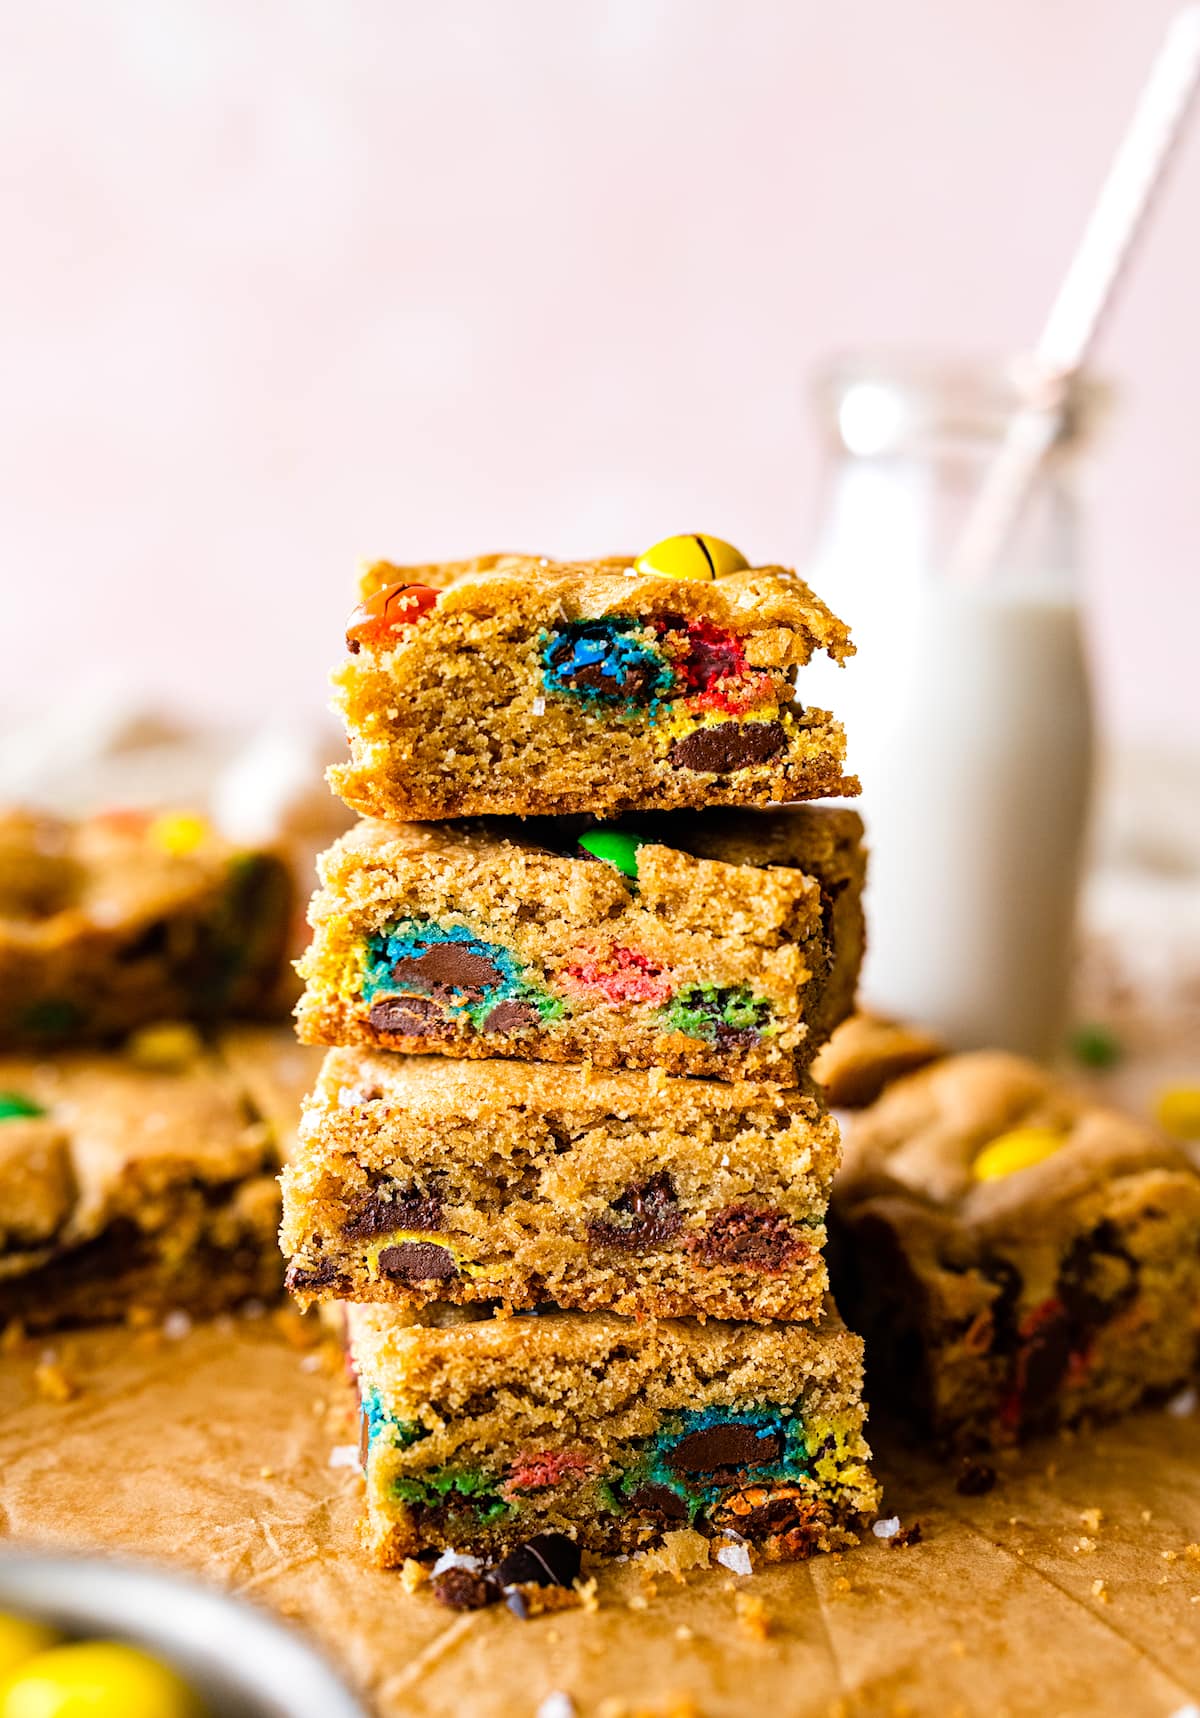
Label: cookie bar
xmin=295 ymin=806 xmax=865 ymax=1083
xmin=0 ymin=808 xmax=293 ymax=1047
xmin=281 ymin=1048 xmax=840 ymax=1322
xmin=347 ymin=1300 xmax=878 ymax=1564
xmin=812 ymin=1013 xmax=944 ymax=1109
xmin=0 ymin=1029 xmax=319 ymax=1328
xmin=328 ymin=553 xmax=857 ymax=821
xmin=831 ymin=1052 xmax=1200 ymax=1450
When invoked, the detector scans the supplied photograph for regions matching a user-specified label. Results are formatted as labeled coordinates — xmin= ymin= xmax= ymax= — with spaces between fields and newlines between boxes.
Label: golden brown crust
xmin=812 ymin=1012 xmax=944 ymax=1109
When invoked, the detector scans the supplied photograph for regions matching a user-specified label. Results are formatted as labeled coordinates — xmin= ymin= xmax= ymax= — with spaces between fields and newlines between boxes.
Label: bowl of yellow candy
xmin=0 ymin=1551 xmax=366 ymax=1718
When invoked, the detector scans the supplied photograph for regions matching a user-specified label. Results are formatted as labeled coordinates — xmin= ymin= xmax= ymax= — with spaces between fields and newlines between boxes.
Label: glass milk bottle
xmin=802 ymin=355 xmax=1104 ymax=1058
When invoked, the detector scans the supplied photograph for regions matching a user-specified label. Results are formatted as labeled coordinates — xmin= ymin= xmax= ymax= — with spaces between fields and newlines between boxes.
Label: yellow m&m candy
xmin=0 ymin=1617 xmax=59 ymax=1684
xmin=0 ymin=1640 xmax=203 ymax=1718
xmin=1155 ymin=1086 xmax=1200 ymax=1141
xmin=634 ymin=534 xmax=749 ymax=583
xmin=147 ymin=812 xmax=209 ymax=858
xmin=972 ymin=1126 xmax=1065 ymax=1182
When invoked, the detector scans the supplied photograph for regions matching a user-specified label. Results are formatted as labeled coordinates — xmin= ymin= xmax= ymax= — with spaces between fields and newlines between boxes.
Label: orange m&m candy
xmin=345 ymin=584 xmax=439 ymax=654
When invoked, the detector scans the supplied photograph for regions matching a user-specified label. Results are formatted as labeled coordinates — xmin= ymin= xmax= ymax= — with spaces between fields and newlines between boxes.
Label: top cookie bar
xmin=329 ymin=549 xmax=857 ymax=820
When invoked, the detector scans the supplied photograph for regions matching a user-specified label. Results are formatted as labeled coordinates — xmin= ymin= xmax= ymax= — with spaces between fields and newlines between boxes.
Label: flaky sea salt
xmin=872 ymin=1516 xmax=901 ymax=1539
xmin=536 ymin=1695 xmax=577 ymax=1718
xmin=328 ymin=1444 xmax=360 ymax=1470
xmin=162 ymin=1310 xmax=192 ymax=1341
xmin=716 ymin=1543 xmax=754 ymax=1577
xmin=431 ymin=1549 xmax=483 ymax=1576
xmin=532 ymin=697 xmax=547 ymax=715
xmin=1167 ymin=1386 xmax=1198 ymax=1418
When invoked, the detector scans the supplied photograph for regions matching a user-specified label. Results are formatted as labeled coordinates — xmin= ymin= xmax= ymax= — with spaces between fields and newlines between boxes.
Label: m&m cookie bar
xmin=347 ymin=1300 xmax=878 ymax=1566
xmin=328 ymin=540 xmax=857 ymax=821
xmin=0 ymin=1029 xmax=316 ymax=1329
xmin=0 ymin=808 xmax=293 ymax=1047
xmin=281 ymin=1047 xmax=840 ymax=1323
xmin=295 ymin=806 xmax=865 ymax=1085
xmin=831 ymin=1052 xmax=1200 ymax=1451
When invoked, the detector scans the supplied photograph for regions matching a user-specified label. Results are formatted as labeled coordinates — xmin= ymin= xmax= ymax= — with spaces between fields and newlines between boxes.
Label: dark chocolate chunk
xmin=1056 ymin=1221 xmax=1137 ymax=1329
xmin=284 ymin=1258 xmax=344 ymax=1293
xmin=482 ymin=999 xmax=541 ymax=1034
xmin=956 ymin=1461 xmax=997 ymax=1497
xmin=685 ymin=1205 xmax=810 ymax=1272
xmin=666 ymin=1423 xmax=783 ymax=1475
xmin=390 ymin=943 xmax=504 ymax=996
xmin=668 ymin=721 xmax=786 ymax=774
xmin=368 ymin=996 xmax=452 ymax=1038
xmin=495 ymin=1533 xmax=581 ymax=1589
xmin=587 ymin=1172 xmax=682 ymax=1253
xmin=376 ymin=1241 xmax=457 ymax=1283
xmin=344 ymin=1184 xmax=443 ymax=1239
xmin=628 ymin=1483 xmax=689 ymax=1522
xmin=432 ymin=1566 xmax=496 ymax=1610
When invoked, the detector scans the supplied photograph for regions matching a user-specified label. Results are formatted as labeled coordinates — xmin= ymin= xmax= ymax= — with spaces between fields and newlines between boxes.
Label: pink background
xmin=1 ymin=1 xmax=1197 ymax=744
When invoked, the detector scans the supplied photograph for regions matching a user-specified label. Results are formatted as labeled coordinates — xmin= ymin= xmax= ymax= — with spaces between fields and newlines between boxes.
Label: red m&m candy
xmin=346 ymin=584 xmax=439 ymax=653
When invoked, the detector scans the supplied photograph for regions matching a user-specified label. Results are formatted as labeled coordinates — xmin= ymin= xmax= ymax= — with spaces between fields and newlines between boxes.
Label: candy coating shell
xmin=634 ymin=534 xmax=749 ymax=583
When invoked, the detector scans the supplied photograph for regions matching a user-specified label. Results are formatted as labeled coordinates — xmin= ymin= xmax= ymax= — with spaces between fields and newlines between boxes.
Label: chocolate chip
xmin=956 ymin=1461 xmax=997 ymax=1496
xmin=284 ymin=1258 xmax=344 ymax=1294
xmin=482 ymin=999 xmax=541 ymax=1034
xmin=495 ymin=1533 xmax=581 ymax=1589
xmin=376 ymin=1242 xmax=457 ymax=1283
xmin=344 ymin=1185 xmax=443 ymax=1238
xmin=587 ymin=1172 xmax=682 ymax=1253
xmin=389 ymin=943 xmax=504 ymax=996
xmin=432 ymin=1567 xmax=496 ymax=1610
xmin=1056 ymin=1221 xmax=1137 ymax=1330
xmin=368 ymin=996 xmax=452 ymax=1038
xmin=666 ymin=1424 xmax=783 ymax=1475
xmin=685 ymin=1205 xmax=810 ymax=1272
xmin=668 ymin=721 xmax=786 ymax=774
xmin=628 ymin=1483 xmax=689 ymax=1522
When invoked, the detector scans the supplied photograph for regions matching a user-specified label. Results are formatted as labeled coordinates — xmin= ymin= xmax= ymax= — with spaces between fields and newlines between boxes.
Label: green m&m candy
xmin=578 ymin=828 xmax=648 ymax=880
xmin=0 ymin=1091 xmax=45 ymax=1121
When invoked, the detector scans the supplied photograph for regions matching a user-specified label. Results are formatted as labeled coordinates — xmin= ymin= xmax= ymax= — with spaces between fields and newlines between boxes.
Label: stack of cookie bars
xmin=282 ymin=537 xmax=881 ymax=1586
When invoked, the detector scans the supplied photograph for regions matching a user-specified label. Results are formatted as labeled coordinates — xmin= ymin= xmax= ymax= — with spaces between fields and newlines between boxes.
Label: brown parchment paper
xmin=3 ymin=1316 xmax=1200 ymax=1718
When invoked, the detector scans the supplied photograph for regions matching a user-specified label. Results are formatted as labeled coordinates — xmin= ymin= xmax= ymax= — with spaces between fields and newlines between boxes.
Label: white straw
xmin=951 ymin=5 xmax=1200 ymax=584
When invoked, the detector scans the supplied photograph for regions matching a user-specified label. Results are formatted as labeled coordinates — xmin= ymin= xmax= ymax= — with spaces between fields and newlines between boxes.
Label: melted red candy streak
xmin=562 ymin=945 xmax=673 ymax=1006
xmin=345 ymin=583 xmax=439 ymax=652
xmin=656 ymin=617 xmax=749 ymax=692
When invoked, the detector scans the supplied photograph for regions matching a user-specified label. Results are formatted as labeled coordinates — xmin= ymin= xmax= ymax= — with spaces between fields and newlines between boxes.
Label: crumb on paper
xmin=162 ymin=1309 xmax=191 ymax=1341
xmin=34 ymin=1360 xmax=77 ymax=1403
xmin=1141 ymin=1509 xmax=1153 ymax=1524
xmin=1184 ymin=1544 xmax=1200 ymax=1566
xmin=675 ymin=1625 xmax=695 ymax=1642
xmin=1078 ymin=1508 xmax=1103 ymax=1533
xmin=832 ymin=1575 xmax=853 ymax=1595
xmin=1163 ymin=1549 xmax=1179 ymax=1563
xmin=1 ymin=1319 xmax=27 ymax=1354
xmin=734 ymin=1591 xmax=772 ymax=1641
xmin=1091 ymin=1578 xmax=1109 ymax=1604
xmin=535 ymin=1694 xmax=576 ymax=1718
xmin=328 ymin=1443 xmax=360 ymax=1470
xmin=259 ymin=1466 xmax=275 ymax=1480
xmin=1073 ymin=1537 xmax=1097 ymax=1554
xmin=573 ymin=1575 xmax=599 ymax=1614
xmin=399 ymin=1559 xmax=429 ymax=1595
xmin=1167 ymin=1386 xmax=1198 ymax=1418
xmin=872 ymin=1516 xmax=900 ymax=1539
xmin=715 ymin=1542 xmax=753 ymax=1577
xmin=638 ymin=1529 xmax=710 ymax=1580
xmin=626 ymin=1591 xmax=649 ymax=1612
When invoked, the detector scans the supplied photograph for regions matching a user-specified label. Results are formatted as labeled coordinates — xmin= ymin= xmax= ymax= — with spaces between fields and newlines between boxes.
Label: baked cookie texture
xmin=0 ymin=808 xmax=293 ymax=1048
xmin=347 ymin=1300 xmax=878 ymax=1565
xmin=328 ymin=555 xmax=858 ymax=821
xmin=831 ymin=1051 xmax=1200 ymax=1451
xmin=282 ymin=1047 xmax=840 ymax=1323
xmin=295 ymin=806 xmax=865 ymax=1084
xmin=0 ymin=1026 xmax=320 ymax=1329
xmin=813 ymin=1012 xmax=944 ymax=1109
